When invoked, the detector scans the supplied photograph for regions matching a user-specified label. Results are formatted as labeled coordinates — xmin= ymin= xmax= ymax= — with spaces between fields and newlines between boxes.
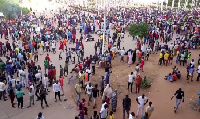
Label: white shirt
xmin=0 ymin=82 xmax=5 ymax=91
xmin=53 ymin=83 xmax=61 ymax=92
xmin=10 ymin=78 xmax=16 ymax=88
xmin=100 ymin=107 xmax=108 ymax=118
xmin=191 ymin=61 xmax=195 ymax=67
xmin=30 ymin=85 xmax=35 ymax=94
xmin=35 ymin=73 xmax=41 ymax=80
xmin=86 ymin=85 xmax=93 ymax=95
xmin=43 ymin=77 xmax=48 ymax=87
xmin=120 ymin=49 xmax=125 ymax=56
xmin=129 ymin=114 xmax=134 ymax=119
xmin=52 ymin=42 xmax=56 ymax=48
xmin=45 ymin=41 xmax=49 ymax=46
xmin=137 ymin=96 xmax=148 ymax=107
xmin=128 ymin=74 xmax=133 ymax=83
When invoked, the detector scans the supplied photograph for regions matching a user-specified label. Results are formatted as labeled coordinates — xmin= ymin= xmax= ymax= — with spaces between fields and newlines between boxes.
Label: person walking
xmin=196 ymin=64 xmax=200 ymax=81
xmin=40 ymin=84 xmax=49 ymax=109
xmin=122 ymin=95 xmax=131 ymax=119
xmin=15 ymin=88 xmax=25 ymax=109
xmin=60 ymin=76 xmax=64 ymax=96
xmin=128 ymin=72 xmax=134 ymax=92
xmin=111 ymin=89 xmax=117 ymax=112
xmin=85 ymin=83 xmax=93 ymax=106
xmin=53 ymin=80 xmax=62 ymax=102
xmin=100 ymin=104 xmax=108 ymax=119
xmin=7 ymin=83 xmax=15 ymax=107
xmin=136 ymin=94 xmax=148 ymax=118
xmin=171 ymin=88 xmax=184 ymax=113
xmin=146 ymin=102 xmax=154 ymax=118
xmin=136 ymin=73 xmax=142 ymax=94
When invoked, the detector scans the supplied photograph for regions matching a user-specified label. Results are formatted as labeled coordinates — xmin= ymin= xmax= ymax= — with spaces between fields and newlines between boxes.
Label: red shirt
xmin=46 ymin=56 xmax=50 ymax=61
xmin=136 ymin=76 xmax=142 ymax=85
xmin=60 ymin=77 xmax=64 ymax=86
xmin=78 ymin=64 xmax=83 ymax=70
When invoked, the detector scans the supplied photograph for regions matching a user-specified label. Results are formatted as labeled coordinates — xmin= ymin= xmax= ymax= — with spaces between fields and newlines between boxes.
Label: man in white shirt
xmin=100 ymin=103 xmax=108 ymax=119
xmin=43 ymin=74 xmax=49 ymax=92
xmin=51 ymin=41 xmax=56 ymax=54
xmin=9 ymin=76 xmax=16 ymax=93
xmin=53 ymin=80 xmax=61 ymax=102
xmin=0 ymin=80 xmax=6 ymax=100
xmin=136 ymin=94 xmax=148 ymax=118
xmin=45 ymin=41 xmax=49 ymax=52
xmin=120 ymin=47 xmax=125 ymax=62
xmin=85 ymin=83 xmax=93 ymax=106
xmin=128 ymin=72 xmax=134 ymax=92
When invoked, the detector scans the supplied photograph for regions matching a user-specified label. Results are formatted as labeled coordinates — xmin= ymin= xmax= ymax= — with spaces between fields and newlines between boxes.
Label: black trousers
xmin=17 ymin=97 xmax=23 ymax=109
xmin=41 ymin=96 xmax=48 ymax=107
xmin=197 ymin=73 xmax=200 ymax=81
xmin=128 ymin=82 xmax=133 ymax=92
xmin=92 ymin=66 xmax=95 ymax=74
xmin=180 ymin=60 xmax=184 ymax=66
xmin=55 ymin=91 xmax=61 ymax=100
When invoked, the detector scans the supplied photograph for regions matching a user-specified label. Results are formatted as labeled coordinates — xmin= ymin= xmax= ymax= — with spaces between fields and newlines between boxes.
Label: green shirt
xmin=15 ymin=91 xmax=24 ymax=98
xmin=44 ymin=60 xmax=49 ymax=67
xmin=0 ymin=62 xmax=6 ymax=72
xmin=185 ymin=52 xmax=188 ymax=58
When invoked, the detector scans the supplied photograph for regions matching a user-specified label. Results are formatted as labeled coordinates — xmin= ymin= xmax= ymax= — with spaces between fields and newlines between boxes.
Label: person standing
xmin=53 ymin=80 xmax=62 ymax=102
xmin=64 ymin=61 xmax=69 ymax=77
xmin=128 ymin=72 xmax=134 ymax=93
xmin=75 ymin=81 xmax=82 ymax=105
xmin=60 ymin=75 xmax=64 ymax=96
xmin=136 ymin=73 xmax=142 ymax=94
xmin=111 ymin=89 xmax=117 ymax=112
xmin=100 ymin=104 xmax=108 ymax=119
xmin=43 ymin=74 xmax=49 ymax=92
xmin=122 ymin=95 xmax=131 ymax=119
xmin=40 ymin=84 xmax=49 ymax=109
xmin=0 ymin=79 xmax=6 ymax=101
xmin=136 ymin=94 xmax=148 ymax=118
xmin=146 ymin=102 xmax=154 ymax=118
xmin=171 ymin=88 xmax=184 ymax=113
xmin=92 ymin=59 xmax=96 ymax=75
xmin=85 ymin=83 xmax=93 ymax=106
xmin=27 ymin=87 xmax=34 ymax=108
xmin=92 ymin=84 xmax=99 ymax=108
xmin=15 ymin=88 xmax=25 ymax=109
xmin=44 ymin=58 xmax=49 ymax=74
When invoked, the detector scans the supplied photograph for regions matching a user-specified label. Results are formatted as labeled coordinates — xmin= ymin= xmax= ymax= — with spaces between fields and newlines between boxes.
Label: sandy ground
xmin=0 ymin=2 xmax=200 ymax=119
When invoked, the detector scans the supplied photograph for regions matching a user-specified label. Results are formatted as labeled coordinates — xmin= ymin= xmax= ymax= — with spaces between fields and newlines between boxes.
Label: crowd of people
xmin=0 ymin=4 xmax=200 ymax=119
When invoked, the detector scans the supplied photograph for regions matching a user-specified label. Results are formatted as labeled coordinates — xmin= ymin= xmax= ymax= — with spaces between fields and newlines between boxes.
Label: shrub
xmin=140 ymin=76 xmax=151 ymax=88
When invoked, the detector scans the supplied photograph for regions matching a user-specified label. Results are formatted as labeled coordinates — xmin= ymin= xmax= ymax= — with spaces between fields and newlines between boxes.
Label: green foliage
xmin=140 ymin=76 xmax=151 ymax=88
xmin=128 ymin=22 xmax=150 ymax=38
xmin=0 ymin=0 xmax=30 ymax=19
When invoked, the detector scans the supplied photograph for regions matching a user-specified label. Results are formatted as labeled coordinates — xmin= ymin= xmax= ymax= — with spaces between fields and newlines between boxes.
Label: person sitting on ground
xmin=177 ymin=71 xmax=181 ymax=79
xmin=164 ymin=73 xmax=173 ymax=82
xmin=172 ymin=72 xmax=177 ymax=81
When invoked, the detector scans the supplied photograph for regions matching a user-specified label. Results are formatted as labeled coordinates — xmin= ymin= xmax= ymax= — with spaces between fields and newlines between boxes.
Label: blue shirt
xmin=105 ymin=73 xmax=110 ymax=84
xmin=168 ymin=75 xmax=173 ymax=82
xmin=108 ymin=56 xmax=112 ymax=63
xmin=28 ymin=73 xmax=33 ymax=82
xmin=6 ymin=64 xmax=12 ymax=73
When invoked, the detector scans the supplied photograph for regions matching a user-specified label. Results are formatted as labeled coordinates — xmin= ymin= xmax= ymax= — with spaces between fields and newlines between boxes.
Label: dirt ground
xmin=70 ymin=49 xmax=200 ymax=119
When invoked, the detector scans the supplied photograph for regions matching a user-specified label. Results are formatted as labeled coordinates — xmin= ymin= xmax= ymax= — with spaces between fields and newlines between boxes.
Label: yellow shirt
xmin=79 ymin=73 xmax=83 ymax=81
xmin=38 ymin=43 xmax=42 ymax=49
xmin=117 ymin=33 xmax=121 ymax=37
xmin=29 ymin=53 xmax=32 ymax=59
xmin=164 ymin=53 xmax=169 ymax=60
xmin=75 ymin=84 xmax=81 ymax=93
xmin=109 ymin=115 xmax=114 ymax=119
xmin=176 ymin=51 xmax=179 ymax=57
xmin=15 ymin=47 xmax=19 ymax=53
xmin=160 ymin=53 xmax=163 ymax=58
xmin=100 ymin=35 xmax=103 ymax=39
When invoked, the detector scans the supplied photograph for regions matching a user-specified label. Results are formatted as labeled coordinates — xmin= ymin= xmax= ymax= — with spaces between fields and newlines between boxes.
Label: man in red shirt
xmin=45 ymin=54 xmax=51 ymax=62
xmin=136 ymin=73 xmax=142 ymax=94
xmin=60 ymin=76 xmax=64 ymax=96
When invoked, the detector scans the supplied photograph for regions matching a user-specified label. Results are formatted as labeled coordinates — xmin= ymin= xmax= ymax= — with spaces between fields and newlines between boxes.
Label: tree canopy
xmin=0 ymin=0 xmax=30 ymax=19
xmin=128 ymin=22 xmax=150 ymax=39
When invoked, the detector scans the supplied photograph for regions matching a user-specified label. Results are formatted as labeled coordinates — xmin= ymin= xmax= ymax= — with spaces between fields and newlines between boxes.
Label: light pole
xmin=102 ymin=0 xmax=106 ymax=54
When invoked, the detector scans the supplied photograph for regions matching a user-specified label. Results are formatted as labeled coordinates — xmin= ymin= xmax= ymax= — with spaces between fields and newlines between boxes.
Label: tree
xmin=128 ymin=22 xmax=150 ymax=39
